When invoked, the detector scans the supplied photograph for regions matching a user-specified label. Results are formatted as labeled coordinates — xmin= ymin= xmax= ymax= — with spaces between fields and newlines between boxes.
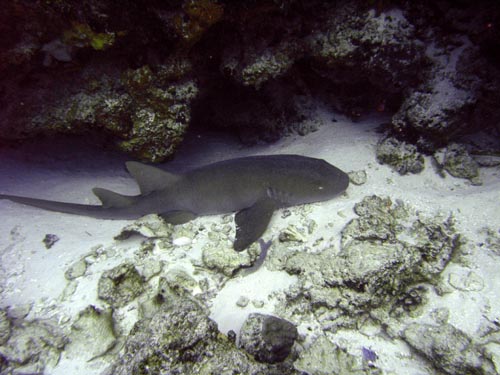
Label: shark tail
xmin=0 ymin=193 xmax=136 ymax=220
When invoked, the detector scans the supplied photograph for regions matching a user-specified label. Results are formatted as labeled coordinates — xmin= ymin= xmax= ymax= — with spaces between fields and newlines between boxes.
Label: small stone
xmin=307 ymin=220 xmax=318 ymax=235
xmin=239 ymin=313 xmax=297 ymax=363
xmin=281 ymin=210 xmax=292 ymax=219
xmin=236 ymin=296 xmax=250 ymax=308
xmin=172 ymin=236 xmax=192 ymax=246
xmin=252 ymin=299 xmax=265 ymax=308
xmin=348 ymin=170 xmax=367 ymax=186
xmin=473 ymin=155 xmax=500 ymax=167
xmin=42 ymin=234 xmax=59 ymax=249
xmin=115 ymin=215 xmax=173 ymax=240
xmin=202 ymin=242 xmax=256 ymax=276
xmin=7 ymin=304 xmax=32 ymax=320
xmin=279 ymin=225 xmax=306 ymax=243
xmin=444 ymin=143 xmax=480 ymax=181
xmin=376 ymin=137 xmax=425 ymax=175
xmin=97 ymin=263 xmax=145 ymax=307
xmin=227 ymin=330 xmax=237 ymax=343
xmin=64 ymin=259 xmax=87 ymax=280
xmin=66 ymin=305 xmax=116 ymax=360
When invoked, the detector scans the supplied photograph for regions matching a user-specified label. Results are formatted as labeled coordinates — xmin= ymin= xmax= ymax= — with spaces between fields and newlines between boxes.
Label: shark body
xmin=0 ymin=154 xmax=349 ymax=250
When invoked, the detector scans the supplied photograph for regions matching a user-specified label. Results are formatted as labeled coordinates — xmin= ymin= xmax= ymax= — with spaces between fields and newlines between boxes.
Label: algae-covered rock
xmin=107 ymin=291 xmax=292 ymax=375
xmin=391 ymin=40 xmax=481 ymax=144
xmin=222 ymin=40 xmax=302 ymax=90
xmin=208 ymin=2 xmax=427 ymax=140
xmin=64 ymin=258 xmax=88 ymax=280
xmin=0 ymin=315 xmax=68 ymax=375
xmin=482 ymin=227 xmax=500 ymax=256
xmin=294 ymin=336 xmax=372 ymax=375
xmin=202 ymin=242 xmax=259 ymax=277
xmin=164 ymin=268 xmax=199 ymax=297
xmin=340 ymin=195 xmax=458 ymax=298
xmin=0 ymin=309 xmax=11 ymax=345
xmin=341 ymin=195 xmax=407 ymax=246
xmin=239 ymin=313 xmax=298 ymax=364
xmin=114 ymin=214 xmax=173 ymax=240
xmin=309 ymin=5 xmax=423 ymax=92
xmin=2 ymin=2 xmax=499 ymax=162
xmin=403 ymin=323 xmax=494 ymax=375
xmin=348 ymin=170 xmax=368 ymax=186
xmin=98 ymin=263 xmax=146 ymax=307
xmin=118 ymin=69 xmax=198 ymax=162
xmin=376 ymin=137 xmax=425 ymax=175
xmin=279 ymin=225 xmax=307 ymax=243
xmin=278 ymin=195 xmax=460 ymax=331
xmin=62 ymin=22 xmax=117 ymax=51
xmin=65 ymin=305 xmax=116 ymax=361
xmin=443 ymin=143 xmax=480 ymax=182
xmin=338 ymin=240 xmax=419 ymax=297
xmin=31 ymin=63 xmax=198 ymax=163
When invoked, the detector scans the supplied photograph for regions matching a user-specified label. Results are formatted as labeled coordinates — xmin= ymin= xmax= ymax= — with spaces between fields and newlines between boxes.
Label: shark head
xmin=265 ymin=156 xmax=349 ymax=206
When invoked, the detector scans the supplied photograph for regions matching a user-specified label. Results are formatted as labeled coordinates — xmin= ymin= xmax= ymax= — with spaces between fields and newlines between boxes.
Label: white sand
xmin=1 ymin=108 xmax=499 ymax=374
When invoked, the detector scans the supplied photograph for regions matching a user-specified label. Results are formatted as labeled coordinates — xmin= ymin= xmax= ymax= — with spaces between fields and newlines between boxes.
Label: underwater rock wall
xmin=0 ymin=0 xmax=498 ymax=161
xmin=4 ymin=192 xmax=497 ymax=374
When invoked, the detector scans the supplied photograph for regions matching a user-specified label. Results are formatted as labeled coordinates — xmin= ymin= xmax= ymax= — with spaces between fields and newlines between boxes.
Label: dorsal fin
xmin=125 ymin=161 xmax=180 ymax=195
xmin=92 ymin=188 xmax=135 ymax=208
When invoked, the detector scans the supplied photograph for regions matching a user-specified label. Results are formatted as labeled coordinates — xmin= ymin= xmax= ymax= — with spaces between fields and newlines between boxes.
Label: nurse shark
xmin=0 ymin=154 xmax=349 ymax=251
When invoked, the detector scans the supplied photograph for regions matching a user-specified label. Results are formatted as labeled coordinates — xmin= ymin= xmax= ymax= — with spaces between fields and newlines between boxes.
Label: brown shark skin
xmin=0 ymin=154 xmax=349 ymax=249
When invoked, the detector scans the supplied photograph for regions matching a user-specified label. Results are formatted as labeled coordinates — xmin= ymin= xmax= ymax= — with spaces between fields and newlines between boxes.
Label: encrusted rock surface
xmin=106 ymin=290 xmax=298 ymax=375
xmin=1 ymin=1 xmax=498 ymax=160
xmin=443 ymin=143 xmax=480 ymax=181
xmin=348 ymin=170 xmax=368 ymax=186
xmin=114 ymin=214 xmax=174 ymax=240
xmin=32 ymin=65 xmax=198 ymax=162
xmin=202 ymin=240 xmax=260 ymax=277
xmin=294 ymin=336 xmax=373 ymax=375
xmin=403 ymin=323 xmax=495 ymax=375
xmin=376 ymin=136 xmax=425 ymax=175
xmin=0 ymin=310 xmax=68 ymax=374
xmin=65 ymin=306 xmax=117 ymax=361
xmin=275 ymin=195 xmax=460 ymax=331
xmin=97 ymin=263 xmax=146 ymax=307
xmin=0 ymin=310 xmax=11 ymax=346
xmin=238 ymin=313 xmax=298 ymax=364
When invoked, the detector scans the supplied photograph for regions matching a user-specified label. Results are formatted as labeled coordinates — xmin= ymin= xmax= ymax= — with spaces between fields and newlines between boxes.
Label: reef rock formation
xmin=0 ymin=1 xmax=499 ymax=161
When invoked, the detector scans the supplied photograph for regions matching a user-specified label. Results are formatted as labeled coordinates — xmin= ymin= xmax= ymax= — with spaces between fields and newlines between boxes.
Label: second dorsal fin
xmin=92 ymin=188 xmax=135 ymax=208
xmin=125 ymin=161 xmax=180 ymax=195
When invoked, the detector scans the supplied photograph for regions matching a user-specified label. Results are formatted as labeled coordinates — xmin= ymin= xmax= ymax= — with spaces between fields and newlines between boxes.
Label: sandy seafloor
xmin=0 ymin=108 xmax=499 ymax=374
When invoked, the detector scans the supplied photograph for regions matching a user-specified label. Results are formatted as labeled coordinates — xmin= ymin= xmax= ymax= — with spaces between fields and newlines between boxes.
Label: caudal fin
xmin=0 ymin=193 xmax=106 ymax=217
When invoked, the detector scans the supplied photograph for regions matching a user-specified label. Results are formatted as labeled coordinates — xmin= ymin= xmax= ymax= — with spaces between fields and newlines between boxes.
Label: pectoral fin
xmin=159 ymin=210 xmax=197 ymax=225
xmin=234 ymin=198 xmax=277 ymax=252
